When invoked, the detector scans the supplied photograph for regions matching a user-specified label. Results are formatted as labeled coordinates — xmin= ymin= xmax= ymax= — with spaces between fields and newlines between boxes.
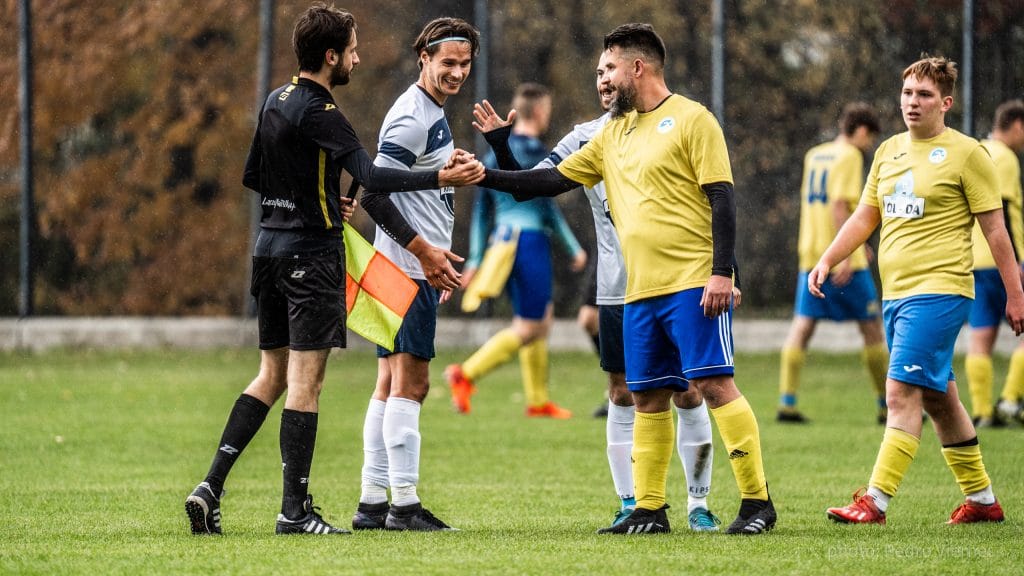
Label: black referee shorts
xmin=251 ymin=246 xmax=346 ymax=351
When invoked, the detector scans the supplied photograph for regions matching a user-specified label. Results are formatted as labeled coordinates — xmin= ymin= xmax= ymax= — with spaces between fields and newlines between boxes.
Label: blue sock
xmin=621 ymin=497 xmax=636 ymax=510
xmin=781 ymin=394 xmax=796 ymax=408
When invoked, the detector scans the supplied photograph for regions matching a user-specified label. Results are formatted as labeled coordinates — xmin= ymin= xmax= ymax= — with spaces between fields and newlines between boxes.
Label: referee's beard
xmin=330 ymin=60 xmax=352 ymax=87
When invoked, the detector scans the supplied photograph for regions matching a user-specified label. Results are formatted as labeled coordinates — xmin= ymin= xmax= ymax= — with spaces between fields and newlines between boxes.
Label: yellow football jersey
xmin=797 ymin=140 xmax=870 ymax=271
xmin=970 ymin=138 xmax=1024 ymax=270
xmin=557 ymin=95 xmax=733 ymax=303
xmin=862 ymin=129 xmax=1001 ymax=299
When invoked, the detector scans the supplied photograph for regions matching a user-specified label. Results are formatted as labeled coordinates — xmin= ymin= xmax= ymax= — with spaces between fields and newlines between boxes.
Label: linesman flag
xmin=342 ymin=224 xmax=417 ymax=352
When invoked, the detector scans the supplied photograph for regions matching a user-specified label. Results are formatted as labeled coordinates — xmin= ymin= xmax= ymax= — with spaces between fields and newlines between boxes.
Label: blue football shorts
xmin=882 ymin=294 xmax=971 ymax=392
xmin=377 ymin=279 xmax=438 ymax=360
xmin=506 ymin=230 xmax=552 ymax=320
xmin=968 ymin=268 xmax=1006 ymax=329
xmin=623 ymin=287 xmax=735 ymax=393
xmin=795 ymin=269 xmax=880 ymax=321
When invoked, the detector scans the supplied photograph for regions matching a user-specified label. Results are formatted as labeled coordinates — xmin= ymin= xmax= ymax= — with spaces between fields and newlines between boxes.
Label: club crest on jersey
xmin=929 ymin=147 xmax=947 ymax=164
xmin=657 ymin=117 xmax=676 ymax=134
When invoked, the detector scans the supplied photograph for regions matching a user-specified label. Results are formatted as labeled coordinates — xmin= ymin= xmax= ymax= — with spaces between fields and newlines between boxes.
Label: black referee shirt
xmin=243 ymin=77 xmax=363 ymax=235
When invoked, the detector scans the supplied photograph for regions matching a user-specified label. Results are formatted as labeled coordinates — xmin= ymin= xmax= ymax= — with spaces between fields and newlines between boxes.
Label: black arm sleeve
xmin=482 ymin=125 xmax=523 ymax=171
xmin=341 ymin=147 xmax=440 ymax=193
xmin=1003 ymin=199 xmax=1020 ymax=261
xmin=341 ymin=148 xmax=425 ymax=247
xmin=731 ymin=253 xmax=742 ymax=290
xmin=479 ymin=167 xmax=580 ymax=200
xmin=360 ymin=188 xmax=418 ymax=248
xmin=702 ymin=181 xmax=736 ymax=278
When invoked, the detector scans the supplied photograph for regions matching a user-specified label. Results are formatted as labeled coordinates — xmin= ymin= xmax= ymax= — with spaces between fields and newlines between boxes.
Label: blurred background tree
xmin=0 ymin=0 xmax=1021 ymax=316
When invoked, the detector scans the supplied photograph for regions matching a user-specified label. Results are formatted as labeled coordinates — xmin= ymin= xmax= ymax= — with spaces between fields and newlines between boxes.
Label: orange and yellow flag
xmin=343 ymin=225 xmax=418 ymax=351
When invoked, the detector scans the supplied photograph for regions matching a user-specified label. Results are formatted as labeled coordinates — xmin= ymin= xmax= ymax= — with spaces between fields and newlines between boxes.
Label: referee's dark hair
xmin=604 ymin=23 xmax=666 ymax=69
xmin=413 ymin=17 xmax=481 ymax=69
xmin=293 ymin=2 xmax=357 ymax=73
xmin=839 ymin=102 xmax=881 ymax=137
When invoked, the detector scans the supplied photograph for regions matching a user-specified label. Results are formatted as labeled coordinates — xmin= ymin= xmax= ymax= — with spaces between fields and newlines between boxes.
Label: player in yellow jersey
xmin=813 ymin=56 xmax=1023 ymax=526
xmin=779 ymin=103 xmax=887 ymax=424
xmin=963 ymin=100 xmax=1024 ymax=427
xmin=474 ymin=23 xmax=774 ymax=535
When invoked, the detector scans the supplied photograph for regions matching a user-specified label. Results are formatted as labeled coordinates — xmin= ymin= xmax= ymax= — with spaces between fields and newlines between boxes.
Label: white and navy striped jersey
xmin=538 ymin=113 xmax=625 ymax=305
xmin=372 ymin=84 xmax=456 ymax=279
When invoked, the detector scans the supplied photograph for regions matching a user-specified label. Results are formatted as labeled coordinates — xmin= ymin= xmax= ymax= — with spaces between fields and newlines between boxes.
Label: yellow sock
xmin=632 ymin=410 xmax=674 ymax=510
xmin=965 ymin=354 xmax=994 ymax=418
xmin=941 ymin=443 xmax=991 ymax=496
xmin=1001 ymin=349 xmax=1024 ymax=402
xmin=710 ymin=396 xmax=768 ymax=500
xmin=779 ymin=347 xmax=804 ymax=406
xmin=519 ymin=338 xmax=549 ymax=407
xmin=462 ymin=328 xmax=522 ymax=381
xmin=862 ymin=343 xmax=889 ymax=400
xmin=868 ymin=427 xmax=920 ymax=497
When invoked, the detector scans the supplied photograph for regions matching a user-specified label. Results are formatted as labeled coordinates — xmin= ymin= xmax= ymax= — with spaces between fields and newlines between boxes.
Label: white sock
xmin=966 ymin=484 xmax=996 ymax=505
xmin=392 ymin=484 xmax=419 ymax=507
xmin=606 ymin=401 xmax=635 ymax=501
xmin=383 ymin=397 xmax=421 ymax=506
xmin=359 ymin=399 xmax=389 ymax=504
xmin=676 ymin=401 xmax=714 ymax=513
xmin=866 ymin=486 xmax=891 ymax=512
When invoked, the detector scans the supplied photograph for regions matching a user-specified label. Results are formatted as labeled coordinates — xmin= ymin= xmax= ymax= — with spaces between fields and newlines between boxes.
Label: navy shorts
xmin=598 ymin=304 xmax=626 ymax=374
xmin=377 ymin=279 xmax=438 ymax=361
xmin=507 ymin=230 xmax=552 ymax=320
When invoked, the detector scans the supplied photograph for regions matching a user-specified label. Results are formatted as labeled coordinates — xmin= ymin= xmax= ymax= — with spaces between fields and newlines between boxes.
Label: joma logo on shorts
xmin=291 ymin=270 xmax=306 ymax=279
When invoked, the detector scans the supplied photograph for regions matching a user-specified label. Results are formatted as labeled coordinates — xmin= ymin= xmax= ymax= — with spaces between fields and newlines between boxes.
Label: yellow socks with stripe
xmin=519 ymin=338 xmax=550 ymax=408
xmin=941 ymin=440 xmax=992 ymax=498
xmin=862 ymin=343 xmax=889 ymax=401
xmin=965 ymin=354 xmax=994 ymax=418
xmin=632 ymin=410 xmax=674 ymax=510
xmin=868 ymin=427 xmax=919 ymax=499
xmin=778 ymin=347 xmax=804 ymax=407
xmin=462 ymin=328 xmax=522 ymax=382
xmin=710 ymin=396 xmax=768 ymax=500
xmin=1001 ymin=348 xmax=1024 ymax=402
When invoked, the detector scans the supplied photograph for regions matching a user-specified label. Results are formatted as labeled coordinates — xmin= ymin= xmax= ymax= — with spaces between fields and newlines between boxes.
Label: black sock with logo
xmin=204 ymin=394 xmax=270 ymax=496
xmin=280 ymin=409 xmax=318 ymax=520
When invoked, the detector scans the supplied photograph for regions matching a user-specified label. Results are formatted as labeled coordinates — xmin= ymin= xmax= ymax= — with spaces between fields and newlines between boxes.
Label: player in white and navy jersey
xmin=352 ymin=17 xmax=481 ymax=533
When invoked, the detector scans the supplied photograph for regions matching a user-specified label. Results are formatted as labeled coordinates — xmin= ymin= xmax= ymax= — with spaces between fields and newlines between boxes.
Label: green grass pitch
xmin=1 ymin=348 xmax=1022 ymax=575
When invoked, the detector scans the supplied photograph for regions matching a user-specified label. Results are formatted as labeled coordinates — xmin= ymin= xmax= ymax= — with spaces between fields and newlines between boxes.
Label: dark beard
xmin=330 ymin=61 xmax=350 ymax=87
xmin=609 ymin=82 xmax=636 ymax=118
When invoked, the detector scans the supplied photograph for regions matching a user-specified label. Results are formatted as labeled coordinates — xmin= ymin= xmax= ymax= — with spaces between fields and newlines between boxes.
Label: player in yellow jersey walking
xmin=963 ymin=100 xmax=1024 ymax=427
xmin=474 ymin=23 xmax=774 ymax=535
xmin=779 ymin=103 xmax=888 ymax=424
xmin=815 ymin=56 xmax=1023 ymax=525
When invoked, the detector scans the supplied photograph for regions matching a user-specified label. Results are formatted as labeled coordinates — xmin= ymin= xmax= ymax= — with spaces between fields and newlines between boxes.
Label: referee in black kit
xmin=185 ymin=2 xmax=484 ymax=536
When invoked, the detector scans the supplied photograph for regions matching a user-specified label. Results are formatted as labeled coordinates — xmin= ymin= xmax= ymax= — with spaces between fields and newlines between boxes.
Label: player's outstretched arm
xmin=479 ymin=167 xmax=579 ymax=200
xmin=809 ymin=203 xmax=880 ymax=298
xmin=978 ymin=208 xmax=1024 ymax=335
